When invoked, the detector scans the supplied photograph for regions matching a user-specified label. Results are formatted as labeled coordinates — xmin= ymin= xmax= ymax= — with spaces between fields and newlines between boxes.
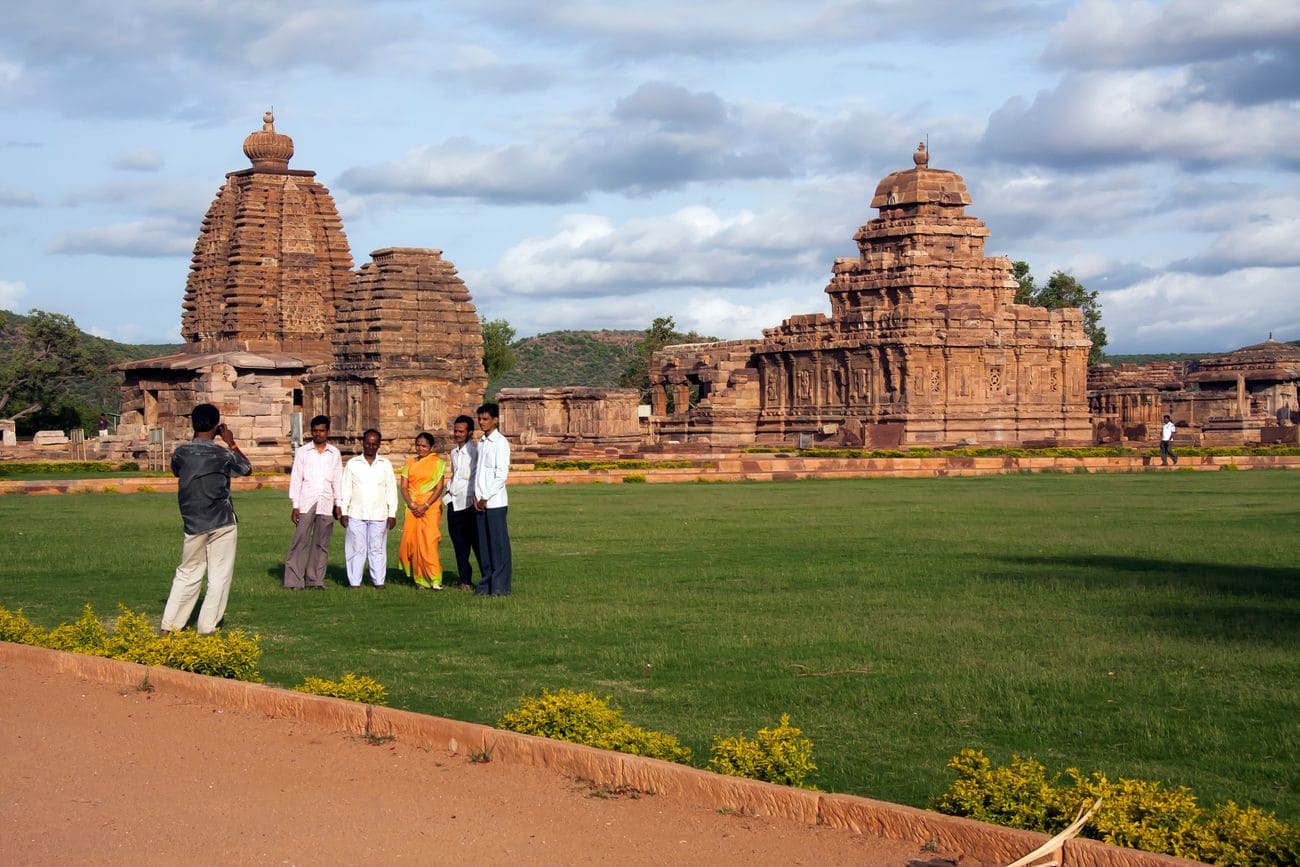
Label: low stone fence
xmin=1 ymin=641 xmax=1194 ymax=867
xmin=2 ymin=453 xmax=1298 ymax=495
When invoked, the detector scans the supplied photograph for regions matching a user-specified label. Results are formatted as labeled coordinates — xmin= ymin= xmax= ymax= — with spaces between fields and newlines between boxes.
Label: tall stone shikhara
xmin=119 ymin=114 xmax=486 ymax=464
xmin=649 ymin=144 xmax=1092 ymax=447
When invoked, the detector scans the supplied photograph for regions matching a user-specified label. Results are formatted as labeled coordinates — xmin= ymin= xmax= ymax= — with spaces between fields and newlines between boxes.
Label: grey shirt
xmin=171 ymin=438 xmax=253 ymax=535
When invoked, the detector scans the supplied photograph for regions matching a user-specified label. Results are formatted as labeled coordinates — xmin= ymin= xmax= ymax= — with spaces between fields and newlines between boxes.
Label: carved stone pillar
xmin=651 ymin=384 xmax=667 ymax=416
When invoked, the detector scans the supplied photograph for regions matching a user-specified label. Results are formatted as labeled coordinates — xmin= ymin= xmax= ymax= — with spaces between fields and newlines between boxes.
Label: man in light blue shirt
xmin=472 ymin=402 xmax=512 ymax=596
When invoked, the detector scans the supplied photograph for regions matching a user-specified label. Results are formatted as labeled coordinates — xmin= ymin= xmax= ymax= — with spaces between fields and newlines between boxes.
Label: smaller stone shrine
xmin=304 ymin=247 xmax=485 ymax=448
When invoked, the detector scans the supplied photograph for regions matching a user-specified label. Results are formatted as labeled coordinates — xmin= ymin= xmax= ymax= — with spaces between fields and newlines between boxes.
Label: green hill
xmin=489 ymin=329 xmax=642 ymax=394
xmin=0 ymin=308 xmax=183 ymax=433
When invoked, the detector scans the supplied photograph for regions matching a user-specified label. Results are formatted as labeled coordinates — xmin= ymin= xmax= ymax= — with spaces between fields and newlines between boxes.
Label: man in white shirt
xmin=473 ymin=402 xmax=512 ymax=596
xmin=284 ymin=415 xmax=342 ymax=591
xmin=443 ymin=414 xmax=481 ymax=591
xmin=1160 ymin=414 xmax=1178 ymax=466
xmin=340 ymin=429 xmax=399 ymax=588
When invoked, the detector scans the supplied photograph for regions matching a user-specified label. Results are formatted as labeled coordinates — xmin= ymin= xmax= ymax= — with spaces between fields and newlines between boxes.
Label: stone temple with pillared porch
xmin=647 ymin=144 xmax=1093 ymax=449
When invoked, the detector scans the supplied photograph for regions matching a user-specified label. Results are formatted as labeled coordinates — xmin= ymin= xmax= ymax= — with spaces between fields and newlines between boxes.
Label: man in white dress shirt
xmin=473 ymin=403 xmax=512 ymax=596
xmin=340 ymin=429 xmax=398 ymax=588
xmin=284 ymin=415 xmax=342 ymax=591
xmin=443 ymin=414 xmax=482 ymax=591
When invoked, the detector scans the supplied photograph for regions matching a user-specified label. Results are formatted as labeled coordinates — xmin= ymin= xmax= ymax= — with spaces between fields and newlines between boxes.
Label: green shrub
xmin=43 ymin=604 xmax=112 ymax=655
xmin=707 ymin=714 xmax=817 ymax=788
xmin=117 ymin=461 xmax=140 ymax=472
xmin=0 ymin=607 xmax=47 ymax=645
xmin=498 ymin=688 xmax=692 ymax=764
xmin=133 ymin=629 xmax=262 ymax=681
xmin=0 ymin=461 xmax=119 ymax=476
xmin=622 ymin=473 xmax=647 ymax=484
xmin=0 ymin=603 xmax=262 ymax=682
xmin=932 ymin=749 xmax=1300 ymax=865
xmin=293 ymin=673 xmax=389 ymax=705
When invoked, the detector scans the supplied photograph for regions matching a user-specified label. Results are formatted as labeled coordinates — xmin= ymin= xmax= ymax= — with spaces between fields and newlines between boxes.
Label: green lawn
xmin=1 ymin=471 xmax=1297 ymax=819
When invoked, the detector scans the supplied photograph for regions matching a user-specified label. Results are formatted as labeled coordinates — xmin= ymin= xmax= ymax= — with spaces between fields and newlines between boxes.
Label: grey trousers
xmin=284 ymin=506 xmax=334 ymax=588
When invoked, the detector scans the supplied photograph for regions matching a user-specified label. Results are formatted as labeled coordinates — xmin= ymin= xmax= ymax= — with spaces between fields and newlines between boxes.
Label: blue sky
xmin=1 ymin=0 xmax=1297 ymax=353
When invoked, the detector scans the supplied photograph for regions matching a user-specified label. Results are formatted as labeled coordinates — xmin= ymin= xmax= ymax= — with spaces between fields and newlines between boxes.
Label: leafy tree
xmin=0 ymin=309 xmax=108 ymax=426
xmin=618 ymin=315 xmax=715 ymax=400
xmin=1011 ymin=262 xmax=1108 ymax=364
xmin=481 ymin=317 xmax=518 ymax=382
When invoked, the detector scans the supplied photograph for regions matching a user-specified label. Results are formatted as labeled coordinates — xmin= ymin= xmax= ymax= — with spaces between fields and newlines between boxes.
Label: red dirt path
xmin=0 ymin=661 xmax=936 ymax=865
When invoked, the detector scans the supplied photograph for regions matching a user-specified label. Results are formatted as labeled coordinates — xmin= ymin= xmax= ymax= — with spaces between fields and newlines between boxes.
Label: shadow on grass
xmin=990 ymin=554 xmax=1300 ymax=643
xmin=996 ymin=554 xmax=1300 ymax=599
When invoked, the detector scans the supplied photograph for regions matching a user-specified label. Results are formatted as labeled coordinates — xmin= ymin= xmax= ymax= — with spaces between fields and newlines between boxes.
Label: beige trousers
xmin=161 ymin=524 xmax=238 ymax=634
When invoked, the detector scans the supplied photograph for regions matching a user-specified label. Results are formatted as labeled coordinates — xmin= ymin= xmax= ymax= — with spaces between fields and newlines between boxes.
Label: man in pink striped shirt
xmin=284 ymin=415 xmax=343 ymax=590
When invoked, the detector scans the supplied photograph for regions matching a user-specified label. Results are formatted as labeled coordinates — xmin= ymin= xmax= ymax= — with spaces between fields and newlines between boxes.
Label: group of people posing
xmin=159 ymin=402 xmax=511 ymax=636
xmin=284 ymin=403 xmax=513 ymax=595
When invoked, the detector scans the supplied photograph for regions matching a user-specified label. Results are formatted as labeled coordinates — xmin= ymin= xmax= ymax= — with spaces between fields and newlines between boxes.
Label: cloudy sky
xmin=1 ymin=0 xmax=1297 ymax=353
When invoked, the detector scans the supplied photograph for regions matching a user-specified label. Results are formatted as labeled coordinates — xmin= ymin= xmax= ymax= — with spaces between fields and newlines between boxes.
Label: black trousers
xmin=474 ymin=506 xmax=512 ymax=596
xmin=446 ymin=504 xmax=481 ymax=587
xmin=1160 ymin=440 xmax=1177 ymax=464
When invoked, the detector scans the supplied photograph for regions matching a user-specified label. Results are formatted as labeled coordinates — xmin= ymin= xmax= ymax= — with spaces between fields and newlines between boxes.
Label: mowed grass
xmin=1 ymin=471 xmax=1297 ymax=818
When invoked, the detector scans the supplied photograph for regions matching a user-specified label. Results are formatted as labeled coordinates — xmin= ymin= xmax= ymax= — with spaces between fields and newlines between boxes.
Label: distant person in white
xmin=1160 ymin=414 xmax=1178 ymax=466
xmin=340 ymin=429 xmax=398 ymax=588
xmin=473 ymin=402 xmax=512 ymax=596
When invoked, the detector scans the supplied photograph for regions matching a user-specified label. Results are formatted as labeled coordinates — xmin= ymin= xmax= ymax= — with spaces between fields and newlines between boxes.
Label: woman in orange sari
xmin=398 ymin=432 xmax=447 ymax=589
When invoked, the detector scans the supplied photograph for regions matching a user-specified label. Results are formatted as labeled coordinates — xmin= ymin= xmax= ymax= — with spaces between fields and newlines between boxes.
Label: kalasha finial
xmin=243 ymin=109 xmax=294 ymax=170
xmin=913 ymin=141 xmax=929 ymax=167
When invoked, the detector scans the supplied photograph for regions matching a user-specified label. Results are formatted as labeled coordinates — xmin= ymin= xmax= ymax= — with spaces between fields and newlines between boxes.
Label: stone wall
xmin=499 ymin=387 xmax=642 ymax=457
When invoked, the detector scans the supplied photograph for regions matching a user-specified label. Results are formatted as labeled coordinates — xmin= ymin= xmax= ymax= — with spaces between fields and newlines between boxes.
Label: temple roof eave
xmin=113 ymin=349 xmax=318 ymax=373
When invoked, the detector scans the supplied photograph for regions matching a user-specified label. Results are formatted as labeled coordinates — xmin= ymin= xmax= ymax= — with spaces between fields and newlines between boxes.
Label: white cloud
xmin=981 ymin=70 xmax=1300 ymax=168
xmin=0 ymin=185 xmax=40 ymax=207
xmin=477 ymin=0 xmax=1054 ymax=59
xmin=0 ymin=278 xmax=27 ymax=308
xmin=111 ymin=147 xmax=163 ymax=172
xmin=481 ymin=203 xmax=838 ymax=298
xmin=49 ymin=218 xmax=193 ymax=258
xmin=1101 ymin=267 xmax=1300 ymax=352
xmin=340 ymin=84 xmax=807 ymax=203
xmin=1047 ymin=0 xmax=1300 ymax=69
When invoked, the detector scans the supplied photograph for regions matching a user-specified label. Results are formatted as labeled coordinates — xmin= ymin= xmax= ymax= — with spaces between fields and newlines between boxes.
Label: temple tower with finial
xmin=647 ymin=144 xmax=1093 ymax=448
xmin=181 ymin=111 xmax=354 ymax=362
xmin=116 ymin=113 xmax=488 ymax=464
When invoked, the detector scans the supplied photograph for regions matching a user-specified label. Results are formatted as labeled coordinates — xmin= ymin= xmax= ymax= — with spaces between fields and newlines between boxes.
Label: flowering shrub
xmin=707 ymin=714 xmax=817 ymax=788
xmin=293 ymin=673 xmax=389 ymax=706
xmin=498 ymin=688 xmax=692 ymax=764
xmin=932 ymin=749 xmax=1300 ymax=865
xmin=0 ymin=603 xmax=262 ymax=682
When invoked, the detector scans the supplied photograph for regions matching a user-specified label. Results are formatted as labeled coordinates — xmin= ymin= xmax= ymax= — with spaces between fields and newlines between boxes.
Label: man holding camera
xmin=160 ymin=403 xmax=252 ymax=634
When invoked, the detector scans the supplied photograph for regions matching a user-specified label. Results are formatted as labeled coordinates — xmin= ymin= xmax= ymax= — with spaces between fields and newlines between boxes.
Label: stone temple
xmin=644 ymin=144 xmax=1093 ymax=449
xmin=117 ymin=113 xmax=485 ymax=465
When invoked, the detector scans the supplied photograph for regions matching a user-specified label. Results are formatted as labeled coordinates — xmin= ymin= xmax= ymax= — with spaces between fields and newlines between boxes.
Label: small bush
xmin=498 ymin=688 xmax=692 ymax=764
xmin=622 ymin=473 xmax=647 ymax=484
xmin=117 ymin=461 xmax=140 ymax=472
xmin=707 ymin=714 xmax=817 ymax=788
xmin=0 ymin=461 xmax=120 ymax=476
xmin=132 ymin=629 xmax=263 ymax=681
xmin=0 ymin=607 xmax=47 ymax=645
xmin=293 ymin=673 xmax=389 ymax=706
xmin=0 ymin=603 xmax=262 ymax=682
xmin=932 ymin=749 xmax=1300 ymax=865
